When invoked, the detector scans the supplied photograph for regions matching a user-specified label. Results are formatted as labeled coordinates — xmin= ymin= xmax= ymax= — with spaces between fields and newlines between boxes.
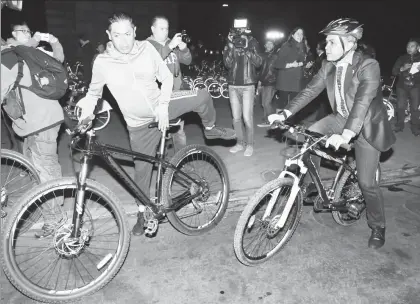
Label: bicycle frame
xmin=264 ymin=135 xmax=356 ymax=230
xmin=70 ymin=129 xmax=205 ymax=237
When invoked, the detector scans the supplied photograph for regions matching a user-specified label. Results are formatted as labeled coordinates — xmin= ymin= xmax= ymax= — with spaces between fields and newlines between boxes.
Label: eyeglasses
xmin=14 ymin=30 xmax=32 ymax=35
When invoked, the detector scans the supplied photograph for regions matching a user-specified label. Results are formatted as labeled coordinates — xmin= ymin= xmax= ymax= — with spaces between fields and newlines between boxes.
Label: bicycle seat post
xmin=154 ymin=129 xmax=167 ymax=201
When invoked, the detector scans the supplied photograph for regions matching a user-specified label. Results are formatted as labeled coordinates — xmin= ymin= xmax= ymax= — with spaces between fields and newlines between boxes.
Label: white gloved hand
xmin=268 ymin=110 xmax=292 ymax=125
xmin=75 ymin=97 xmax=96 ymax=122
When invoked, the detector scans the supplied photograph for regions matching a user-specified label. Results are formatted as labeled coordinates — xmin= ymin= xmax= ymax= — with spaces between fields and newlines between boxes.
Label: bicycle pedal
xmin=145 ymin=219 xmax=158 ymax=236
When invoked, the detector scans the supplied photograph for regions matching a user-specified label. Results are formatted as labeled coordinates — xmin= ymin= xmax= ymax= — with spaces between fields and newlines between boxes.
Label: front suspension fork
xmin=71 ymin=154 xmax=91 ymax=238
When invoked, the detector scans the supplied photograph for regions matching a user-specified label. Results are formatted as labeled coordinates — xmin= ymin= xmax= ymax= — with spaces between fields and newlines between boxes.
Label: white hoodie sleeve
xmin=76 ymin=57 xmax=106 ymax=120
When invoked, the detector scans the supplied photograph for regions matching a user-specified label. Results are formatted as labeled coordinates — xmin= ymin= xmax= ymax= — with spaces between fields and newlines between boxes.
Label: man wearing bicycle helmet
xmin=269 ymin=18 xmax=396 ymax=249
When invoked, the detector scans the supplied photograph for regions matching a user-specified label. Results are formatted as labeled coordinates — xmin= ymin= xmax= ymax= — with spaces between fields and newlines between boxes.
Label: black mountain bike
xmin=234 ymin=121 xmax=380 ymax=266
xmin=2 ymin=113 xmax=230 ymax=303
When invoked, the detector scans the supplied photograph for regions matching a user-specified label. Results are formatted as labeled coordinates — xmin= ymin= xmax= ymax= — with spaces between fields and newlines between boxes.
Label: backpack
xmin=1 ymin=45 xmax=68 ymax=120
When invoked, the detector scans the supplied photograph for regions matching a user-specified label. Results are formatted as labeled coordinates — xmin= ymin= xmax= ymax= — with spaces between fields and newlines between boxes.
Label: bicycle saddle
xmin=148 ymin=118 xmax=182 ymax=129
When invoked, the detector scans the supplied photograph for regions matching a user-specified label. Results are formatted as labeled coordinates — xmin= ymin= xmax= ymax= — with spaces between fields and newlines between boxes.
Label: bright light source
xmin=222 ymin=4 xmax=229 ymax=7
xmin=266 ymin=30 xmax=285 ymax=40
xmin=234 ymin=19 xmax=248 ymax=28
xmin=210 ymin=50 xmax=213 ymax=55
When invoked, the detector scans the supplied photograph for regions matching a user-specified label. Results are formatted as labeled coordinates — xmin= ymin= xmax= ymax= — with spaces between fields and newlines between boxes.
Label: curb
xmin=121 ymin=165 xmax=420 ymax=217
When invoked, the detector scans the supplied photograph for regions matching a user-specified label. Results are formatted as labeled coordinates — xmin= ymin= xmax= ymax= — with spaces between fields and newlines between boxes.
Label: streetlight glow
xmin=266 ymin=30 xmax=285 ymax=40
xmin=222 ymin=4 xmax=229 ymax=7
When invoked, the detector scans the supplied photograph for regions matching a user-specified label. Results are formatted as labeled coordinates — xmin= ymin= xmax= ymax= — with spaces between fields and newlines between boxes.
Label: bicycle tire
xmin=234 ymin=178 xmax=303 ymax=266
xmin=332 ymin=161 xmax=381 ymax=226
xmin=1 ymin=149 xmax=41 ymax=225
xmin=161 ymin=144 xmax=229 ymax=236
xmin=2 ymin=177 xmax=130 ymax=303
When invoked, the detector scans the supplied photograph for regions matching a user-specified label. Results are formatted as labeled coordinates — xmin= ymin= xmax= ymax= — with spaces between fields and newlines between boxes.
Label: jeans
xmin=23 ymin=125 xmax=62 ymax=183
xmin=261 ymin=85 xmax=276 ymax=120
xmin=396 ymin=86 xmax=420 ymax=132
xmin=228 ymin=85 xmax=255 ymax=146
xmin=128 ymin=89 xmax=216 ymax=196
xmin=307 ymin=114 xmax=385 ymax=229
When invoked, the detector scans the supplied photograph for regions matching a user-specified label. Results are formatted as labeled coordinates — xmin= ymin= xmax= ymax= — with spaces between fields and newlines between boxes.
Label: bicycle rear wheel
xmin=1 ymin=149 xmax=40 ymax=227
xmin=2 ymin=177 xmax=130 ymax=303
xmin=234 ymin=178 xmax=302 ymax=266
xmin=161 ymin=145 xmax=229 ymax=235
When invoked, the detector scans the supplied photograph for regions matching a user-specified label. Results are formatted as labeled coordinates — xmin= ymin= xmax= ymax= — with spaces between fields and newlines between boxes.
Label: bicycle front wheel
xmin=234 ymin=178 xmax=303 ymax=266
xmin=2 ymin=177 xmax=130 ymax=303
xmin=161 ymin=145 xmax=229 ymax=235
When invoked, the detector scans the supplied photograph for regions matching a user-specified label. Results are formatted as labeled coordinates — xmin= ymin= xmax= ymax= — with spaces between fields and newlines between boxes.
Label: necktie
xmin=336 ymin=66 xmax=349 ymax=118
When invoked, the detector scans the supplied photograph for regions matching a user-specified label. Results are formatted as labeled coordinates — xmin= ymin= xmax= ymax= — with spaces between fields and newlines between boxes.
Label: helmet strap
xmin=332 ymin=36 xmax=356 ymax=63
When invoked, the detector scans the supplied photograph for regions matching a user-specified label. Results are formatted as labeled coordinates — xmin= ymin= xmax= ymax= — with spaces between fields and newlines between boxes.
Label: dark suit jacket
xmin=286 ymin=51 xmax=396 ymax=152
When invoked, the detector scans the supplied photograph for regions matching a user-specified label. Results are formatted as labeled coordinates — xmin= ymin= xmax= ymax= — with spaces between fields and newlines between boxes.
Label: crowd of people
xmin=1 ymin=7 xmax=420 ymax=248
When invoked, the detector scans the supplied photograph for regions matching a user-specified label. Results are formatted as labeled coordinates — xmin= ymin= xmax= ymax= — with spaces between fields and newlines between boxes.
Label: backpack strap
xmin=12 ymin=55 xmax=26 ymax=115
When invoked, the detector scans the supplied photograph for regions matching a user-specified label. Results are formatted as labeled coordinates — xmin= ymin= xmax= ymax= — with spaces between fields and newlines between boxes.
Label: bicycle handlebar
xmin=270 ymin=120 xmax=353 ymax=152
xmin=65 ymin=99 xmax=104 ymax=137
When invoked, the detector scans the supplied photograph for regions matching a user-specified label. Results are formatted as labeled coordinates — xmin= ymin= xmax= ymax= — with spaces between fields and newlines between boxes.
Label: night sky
xmin=178 ymin=1 xmax=419 ymax=78
xmin=2 ymin=1 xmax=419 ymax=78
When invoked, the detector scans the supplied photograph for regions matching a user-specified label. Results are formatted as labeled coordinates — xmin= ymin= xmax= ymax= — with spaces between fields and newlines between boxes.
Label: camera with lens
xmin=229 ymin=19 xmax=251 ymax=49
xmin=181 ymin=30 xmax=191 ymax=44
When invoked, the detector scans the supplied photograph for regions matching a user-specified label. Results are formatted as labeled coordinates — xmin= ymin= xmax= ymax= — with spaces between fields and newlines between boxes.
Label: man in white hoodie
xmin=77 ymin=12 xmax=236 ymax=236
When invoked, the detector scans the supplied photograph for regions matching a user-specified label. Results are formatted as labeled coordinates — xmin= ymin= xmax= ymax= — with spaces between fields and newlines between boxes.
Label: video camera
xmin=229 ymin=19 xmax=251 ymax=49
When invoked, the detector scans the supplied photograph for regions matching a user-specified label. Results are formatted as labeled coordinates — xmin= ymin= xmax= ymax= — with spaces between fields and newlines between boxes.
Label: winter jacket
xmin=259 ymin=50 xmax=278 ymax=86
xmin=223 ymin=36 xmax=262 ymax=86
xmin=392 ymin=52 xmax=420 ymax=89
xmin=1 ymin=38 xmax=64 ymax=137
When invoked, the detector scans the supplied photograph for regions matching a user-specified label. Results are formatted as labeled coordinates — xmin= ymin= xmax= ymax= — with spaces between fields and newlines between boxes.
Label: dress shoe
xmin=368 ymin=227 xmax=385 ymax=249
xmin=132 ymin=212 xmax=145 ymax=236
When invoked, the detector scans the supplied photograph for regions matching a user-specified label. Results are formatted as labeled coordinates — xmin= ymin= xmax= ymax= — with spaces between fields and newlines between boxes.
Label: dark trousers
xmin=276 ymin=90 xmax=298 ymax=110
xmin=127 ymin=89 xmax=216 ymax=197
xmin=395 ymin=86 xmax=420 ymax=132
xmin=261 ymin=85 xmax=276 ymax=120
xmin=307 ymin=114 xmax=385 ymax=229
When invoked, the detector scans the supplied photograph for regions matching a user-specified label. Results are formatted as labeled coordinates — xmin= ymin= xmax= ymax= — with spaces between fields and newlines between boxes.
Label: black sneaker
xmin=204 ymin=126 xmax=236 ymax=140
xmin=368 ymin=227 xmax=385 ymax=249
xmin=257 ymin=121 xmax=271 ymax=128
xmin=132 ymin=212 xmax=145 ymax=236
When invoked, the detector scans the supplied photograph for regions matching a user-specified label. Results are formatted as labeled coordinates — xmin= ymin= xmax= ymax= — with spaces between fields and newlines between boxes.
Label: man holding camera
xmin=147 ymin=16 xmax=195 ymax=149
xmin=223 ymin=21 xmax=262 ymax=156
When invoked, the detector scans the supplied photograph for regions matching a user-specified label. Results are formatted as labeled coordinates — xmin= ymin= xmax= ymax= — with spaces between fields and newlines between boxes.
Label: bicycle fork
xmin=71 ymin=133 xmax=93 ymax=238
xmin=262 ymin=159 xmax=308 ymax=230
